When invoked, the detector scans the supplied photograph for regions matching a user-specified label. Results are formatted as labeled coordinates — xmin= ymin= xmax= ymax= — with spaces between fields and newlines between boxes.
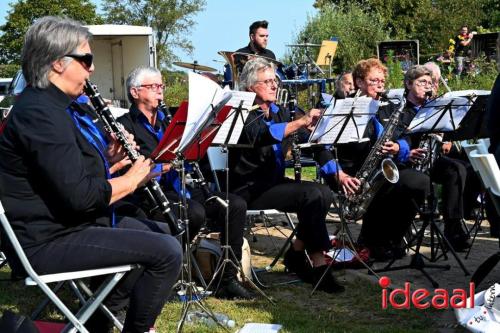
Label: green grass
xmin=285 ymin=166 xmax=318 ymax=181
xmin=0 ymin=260 xmax=439 ymax=333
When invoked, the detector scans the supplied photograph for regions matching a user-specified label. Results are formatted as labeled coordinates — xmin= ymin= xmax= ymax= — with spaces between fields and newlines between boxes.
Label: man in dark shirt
xmin=230 ymin=57 xmax=346 ymax=294
xmin=118 ymin=66 xmax=253 ymax=300
xmin=453 ymin=25 xmax=474 ymax=75
xmin=0 ymin=16 xmax=182 ymax=333
xmin=235 ymin=20 xmax=276 ymax=74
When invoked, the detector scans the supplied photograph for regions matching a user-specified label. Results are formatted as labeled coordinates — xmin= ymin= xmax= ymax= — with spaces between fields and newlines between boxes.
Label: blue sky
xmin=0 ymin=0 xmax=317 ymax=73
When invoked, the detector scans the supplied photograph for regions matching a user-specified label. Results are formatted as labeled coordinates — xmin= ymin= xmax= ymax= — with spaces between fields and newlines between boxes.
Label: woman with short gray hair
xmin=0 ymin=16 xmax=182 ymax=333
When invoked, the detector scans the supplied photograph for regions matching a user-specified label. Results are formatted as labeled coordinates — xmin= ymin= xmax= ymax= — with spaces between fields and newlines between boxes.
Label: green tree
xmin=0 ymin=0 xmax=103 ymax=64
xmin=312 ymin=0 xmax=489 ymax=56
xmin=293 ymin=3 xmax=389 ymax=72
xmin=102 ymin=0 xmax=206 ymax=67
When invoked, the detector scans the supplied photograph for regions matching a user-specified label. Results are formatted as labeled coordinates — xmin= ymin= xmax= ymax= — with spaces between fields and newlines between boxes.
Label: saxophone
xmin=414 ymin=133 xmax=443 ymax=172
xmin=343 ymin=95 xmax=405 ymax=221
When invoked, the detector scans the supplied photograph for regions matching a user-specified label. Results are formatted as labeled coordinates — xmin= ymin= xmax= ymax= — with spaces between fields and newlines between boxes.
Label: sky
xmin=0 ymin=0 xmax=318 ymax=73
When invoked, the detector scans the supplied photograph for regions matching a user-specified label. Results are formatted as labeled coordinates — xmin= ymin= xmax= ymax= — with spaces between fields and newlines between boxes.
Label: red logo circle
xmin=379 ymin=276 xmax=391 ymax=288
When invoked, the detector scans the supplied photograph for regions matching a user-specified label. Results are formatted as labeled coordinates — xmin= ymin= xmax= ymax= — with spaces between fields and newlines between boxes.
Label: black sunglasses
xmin=64 ymin=53 xmax=93 ymax=68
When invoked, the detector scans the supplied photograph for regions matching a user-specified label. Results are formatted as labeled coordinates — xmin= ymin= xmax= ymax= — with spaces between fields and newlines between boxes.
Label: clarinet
xmin=190 ymin=161 xmax=228 ymax=208
xmin=289 ymin=94 xmax=302 ymax=182
xmin=83 ymin=80 xmax=185 ymax=236
xmin=157 ymin=99 xmax=173 ymax=124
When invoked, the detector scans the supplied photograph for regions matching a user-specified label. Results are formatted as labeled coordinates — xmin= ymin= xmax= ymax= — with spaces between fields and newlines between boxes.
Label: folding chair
xmin=462 ymin=142 xmax=491 ymax=257
xmin=206 ymin=147 xmax=299 ymax=280
xmin=468 ymin=150 xmax=500 ymax=286
xmin=0 ymin=199 xmax=137 ymax=333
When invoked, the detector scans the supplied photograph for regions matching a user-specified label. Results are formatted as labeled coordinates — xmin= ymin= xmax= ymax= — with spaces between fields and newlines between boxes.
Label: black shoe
xmin=370 ymin=246 xmax=395 ymax=262
xmin=216 ymin=279 xmax=255 ymax=300
xmin=311 ymin=265 xmax=345 ymax=294
xmin=283 ymin=247 xmax=313 ymax=283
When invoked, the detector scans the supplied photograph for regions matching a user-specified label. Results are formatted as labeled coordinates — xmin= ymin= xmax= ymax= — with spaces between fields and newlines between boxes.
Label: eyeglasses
xmin=367 ymin=78 xmax=385 ymax=86
xmin=138 ymin=83 xmax=165 ymax=91
xmin=414 ymin=79 xmax=433 ymax=87
xmin=64 ymin=53 xmax=93 ymax=68
xmin=256 ymin=78 xmax=278 ymax=87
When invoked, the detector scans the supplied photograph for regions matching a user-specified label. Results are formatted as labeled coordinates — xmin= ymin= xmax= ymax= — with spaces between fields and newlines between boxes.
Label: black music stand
xmin=372 ymin=96 xmax=476 ymax=286
xmin=203 ymin=100 xmax=274 ymax=303
xmin=160 ymin=92 xmax=234 ymax=333
xmin=305 ymin=95 xmax=382 ymax=295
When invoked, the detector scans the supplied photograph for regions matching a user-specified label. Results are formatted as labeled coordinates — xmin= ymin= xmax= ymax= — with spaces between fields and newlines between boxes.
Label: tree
xmin=312 ymin=0 xmax=489 ymax=56
xmin=101 ymin=0 xmax=206 ymax=67
xmin=0 ymin=0 xmax=103 ymax=64
xmin=292 ymin=3 xmax=389 ymax=72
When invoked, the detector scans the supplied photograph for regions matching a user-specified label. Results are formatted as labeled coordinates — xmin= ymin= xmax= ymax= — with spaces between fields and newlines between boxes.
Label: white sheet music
xmin=443 ymin=90 xmax=490 ymax=98
xmin=409 ymin=96 xmax=475 ymax=133
xmin=177 ymin=72 xmax=231 ymax=153
xmin=212 ymin=91 xmax=256 ymax=145
xmin=310 ymin=96 xmax=378 ymax=144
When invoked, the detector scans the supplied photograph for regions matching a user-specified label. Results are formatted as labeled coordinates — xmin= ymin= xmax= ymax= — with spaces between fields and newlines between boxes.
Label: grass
xmin=0 ymin=254 xmax=440 ymax=333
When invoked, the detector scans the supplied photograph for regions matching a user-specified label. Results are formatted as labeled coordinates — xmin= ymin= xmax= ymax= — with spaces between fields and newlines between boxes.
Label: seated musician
xmin=235 ymin=20 xmax=276 ymax=73
xmin=229 ymin=57 xmax=345 ymax=293
xmin=0 ymin=16 xmax=182 ymax=333
xmin=117 ymin=66 xmax=253 ymax=300
xmin=336 ymin=59 xmax=430 ymax=261
xmin=421 ymin=62 xmax=479 ymax=246
xmin=333 ymin=71 xmax=355 ymax=99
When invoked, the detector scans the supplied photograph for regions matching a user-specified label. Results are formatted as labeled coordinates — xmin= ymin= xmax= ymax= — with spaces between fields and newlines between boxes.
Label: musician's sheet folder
xmin=212 ymin=91 xmax=256 ymax=145
xmin=409 ymin=96 xmax=475 ymax=133
xmin=310 ymin=96 xmax=378 ymax=144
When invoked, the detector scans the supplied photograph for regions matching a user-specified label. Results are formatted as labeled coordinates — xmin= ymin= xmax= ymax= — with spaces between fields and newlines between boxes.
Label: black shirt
xmin=235 ymin=43 xmax=276 ymax=73
xmin=0 ymin=84 xmax=112 ymax=249
xmin=228 ymin=104 xmax=332 ymax=201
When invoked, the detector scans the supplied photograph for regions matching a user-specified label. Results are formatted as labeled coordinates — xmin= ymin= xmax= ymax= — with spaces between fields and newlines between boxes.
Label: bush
xmin=0 ymin=64 xmax=19 ymax=78
xmin=292 ymin=3 xmax=389 ymax=73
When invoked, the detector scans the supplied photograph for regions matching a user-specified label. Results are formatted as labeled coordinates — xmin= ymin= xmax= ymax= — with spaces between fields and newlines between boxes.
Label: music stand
xmin=152 ymin=93 xmax=234 ymax=333
xmin=302 ymin=95 xmax=383 ymax=295
xmin=316 ymin=38 xmax=338 ymax=78
xmin=372 ymin=95 xmax=476 ymax=286
xmin=205 ymin=100 xmax=274 ymax=304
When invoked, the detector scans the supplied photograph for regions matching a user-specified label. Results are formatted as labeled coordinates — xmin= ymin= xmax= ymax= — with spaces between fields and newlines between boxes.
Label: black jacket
xmin=0 ymin=84 xmax=112 ymax=249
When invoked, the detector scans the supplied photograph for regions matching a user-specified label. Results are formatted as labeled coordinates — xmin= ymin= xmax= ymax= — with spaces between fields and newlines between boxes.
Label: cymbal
xmin=286 ymin=43 xmax=321 ymax=48
xmin=173 ymin=61 xmax=217 ymax=72
xmin=230 ymin=52 xmax=283 ymax=66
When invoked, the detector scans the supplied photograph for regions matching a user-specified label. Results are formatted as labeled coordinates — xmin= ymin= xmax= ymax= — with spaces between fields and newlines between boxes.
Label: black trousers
xmin=430 ymin=156 xmax=468 ymax=221
xmin=360 ymin=168 xmax=430 ymax=249
xmin=25 ymin=217 xmax=182 ymax=333
xmin=239 ymin=179 xmax=333 ymax=253
xmin=189 ymin=188 xmax=247 ymax=278
xmin=116 ymin=191 xmax=205 ymax=242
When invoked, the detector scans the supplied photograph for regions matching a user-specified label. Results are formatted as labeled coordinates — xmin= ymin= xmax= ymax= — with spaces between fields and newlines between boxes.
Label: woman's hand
xmin=338 ymin=170 xmax=361 ymax=195
xmin=409 ymin=148 xmax=427 ymax=163
xmin=381 ymin=141 xmax=400 ymax=155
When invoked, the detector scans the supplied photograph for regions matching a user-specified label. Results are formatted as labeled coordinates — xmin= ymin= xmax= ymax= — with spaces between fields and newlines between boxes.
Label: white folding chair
xmin=206 ymin=147 xmax=299 ymax=275
xmin=0 ymin=200 xmax=137 ymax=333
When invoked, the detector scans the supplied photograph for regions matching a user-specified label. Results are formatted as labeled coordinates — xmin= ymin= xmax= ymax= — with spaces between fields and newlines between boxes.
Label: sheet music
xmin=310 ymin=96 xmax=378 ymax=144
xmin=177 ymin=72 xmax=230 ymax=152
xmin=409 ymin=96 xmax=474 ymax=133
xmin=443 ymin=90 xmax=490 ymax=98
xmin=212 ymin=90 xmax=256 ymax=145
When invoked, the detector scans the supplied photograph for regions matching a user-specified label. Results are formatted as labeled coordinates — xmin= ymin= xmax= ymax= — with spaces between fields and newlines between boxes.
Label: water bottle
xmin=185 ymin=311 xmax=235 ymax=328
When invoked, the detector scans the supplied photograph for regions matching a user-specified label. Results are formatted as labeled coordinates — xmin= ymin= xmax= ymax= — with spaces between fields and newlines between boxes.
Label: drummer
xmin=235 ymin=20 xmax=276 ymax=72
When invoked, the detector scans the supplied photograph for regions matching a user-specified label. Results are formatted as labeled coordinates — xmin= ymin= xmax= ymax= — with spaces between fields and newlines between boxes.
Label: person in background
xmin=333 ymin=71 xmax=354 ymax=99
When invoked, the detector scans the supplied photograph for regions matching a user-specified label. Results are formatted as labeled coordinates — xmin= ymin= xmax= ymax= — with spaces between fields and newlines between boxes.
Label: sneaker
xmin=283 ymin=247 xmax=313 ymax=283
xmin=216 ymin=279 xmax=255 ymax=300
xmin=311 ymin=265 xmax=345 ymax=294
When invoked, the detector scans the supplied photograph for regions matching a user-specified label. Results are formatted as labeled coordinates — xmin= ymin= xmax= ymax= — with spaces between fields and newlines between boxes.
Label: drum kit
xmin=173 ymin=40 xmax=335 ymax=108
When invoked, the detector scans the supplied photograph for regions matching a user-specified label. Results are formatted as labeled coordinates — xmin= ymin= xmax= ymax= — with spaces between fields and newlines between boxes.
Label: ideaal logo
xmin=379 ymin=276 xmax=475 ymax=309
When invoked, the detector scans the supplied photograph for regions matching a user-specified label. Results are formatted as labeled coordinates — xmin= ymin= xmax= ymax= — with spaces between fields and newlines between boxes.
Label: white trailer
xmin=86 ymin=25 xmax=157 ymax=107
